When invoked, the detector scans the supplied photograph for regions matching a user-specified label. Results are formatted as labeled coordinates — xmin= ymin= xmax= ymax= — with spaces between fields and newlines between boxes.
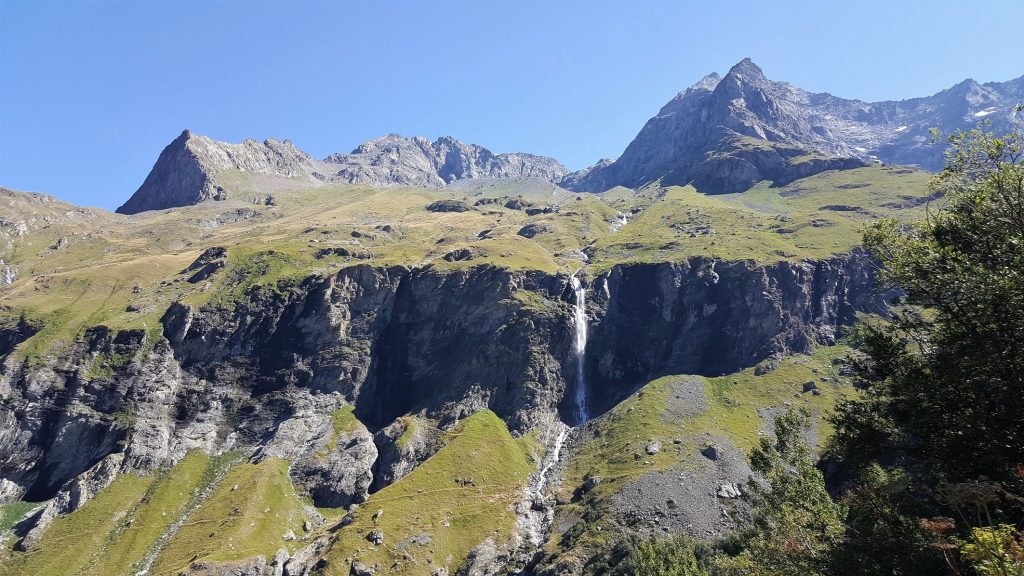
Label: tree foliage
xmin=604 ymin=534 xmax=709 ymax=576
xmin=843 ymin=118 xmax=1024 ymax=481
xmin=711 ymin=408 xmax=845 ymax=576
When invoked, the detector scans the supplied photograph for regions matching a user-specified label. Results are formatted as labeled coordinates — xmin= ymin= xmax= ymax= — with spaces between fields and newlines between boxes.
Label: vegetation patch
xmin=0 ymin=471 xmax=155 ymax=576
xmin=327 ymin=405 xmax=362 ymax=452
xmin=0 ymin=502 xmax=39 ymax=534
xmin=318 ymin=410 xmax=535 ymax=575
xmin=149 ymin=457 xmax=314 ymax=574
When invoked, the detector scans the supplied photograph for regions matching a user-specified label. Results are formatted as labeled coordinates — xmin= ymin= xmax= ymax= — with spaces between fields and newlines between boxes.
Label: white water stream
xmin=530 ymin=271 xmax=590 ymax=505
xmin=570 ymin=272 xmax=589 ymax=425
xmin=533 ymin=424 xmax=569 ymax=505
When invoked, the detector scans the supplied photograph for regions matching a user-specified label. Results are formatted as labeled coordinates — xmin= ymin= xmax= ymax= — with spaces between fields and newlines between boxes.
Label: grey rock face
xmin=119 ymin=342 xmax=228 ymax=472
xmin=717 ymin=483 xmax=742 ymax=499
xmin=182 ymin=556 xmax=268 ymax=576
xmin=565 ymin=58 xmax=1023 ymax=193
xmin=160 ymin=264 xmax=571 ymax=433
xmin=372 ymin=415 xmax=440 ymax=490
xmin=291 ymin=424 xmax=376 ymax=508
xmin=350 ymin=560 xmax=376 ymax=576
xmin=0 ymin=252 xmax=891 ymax=565
xmin=183 ymin=246 xmax=228 ymax=283
xmin=117 ymin=132 xmax=567 ymax=214
xmin=256 ymin=392 xmax=377 ymax=508
xmin=282 ymin=535 xmax=330 ymax=576
xmin=457 ymin=538 xmax=510 ymax=576
xmin=17 ymin=453 xmax=123 ymax=551
xmin=583 ymin=250 xmax=890 ymax=414
xmin=329 ymin=134 xmax=568 ymax=188
xmin=116 ymin=131 xmax=332 ymax=214
xmin=0 ymin=252 xmax=888 ymax=508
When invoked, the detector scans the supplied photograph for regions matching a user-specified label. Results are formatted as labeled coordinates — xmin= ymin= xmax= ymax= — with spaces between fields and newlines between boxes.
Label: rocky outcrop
xmin=116 ymin=132 xmax=568 ymax=214
xmin=457 ymin=538 xmax=513 ymax=576
xmin=0 ymin=249 xmax=896 ymax=573
xmin=328 ymin=134 xmax=568 ymax=188
xmin=17 ymin=452 xmax=123 ymax=550
xmin=159 ymin=264 xmax=572 ymax=433
xmin=371 ymin=415 xmax=440 ymax=490
xmin=256 ymin=393 xmax=377 ymax=508
xmin=582 ymin=251 xmax=887 ymax=413
xmin=116 ymin=131 xmax=332 ymax=214
xmin=180 ymin=557 xmax=267 ymax=576
xmin=564 ymin=58 xmax=1022 ymax=192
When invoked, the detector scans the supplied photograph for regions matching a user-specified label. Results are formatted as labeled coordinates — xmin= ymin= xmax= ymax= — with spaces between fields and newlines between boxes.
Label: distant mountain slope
xmin=563 ymin=58 xmax=1022 ymax=193
xmin=115 ymin=131 xmax=567 ymax=214
xmin=327 ymin=134 xmax=568 ymax=188
xmin=116 ymin=60 xmax=1020 ymax=213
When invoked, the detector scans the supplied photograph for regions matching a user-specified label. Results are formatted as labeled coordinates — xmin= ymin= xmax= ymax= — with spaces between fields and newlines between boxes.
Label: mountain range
xmin=1 ymin=59 xmax=1022 ymax=576
xmin=117 ymin=58 xmax=1021 ymax=214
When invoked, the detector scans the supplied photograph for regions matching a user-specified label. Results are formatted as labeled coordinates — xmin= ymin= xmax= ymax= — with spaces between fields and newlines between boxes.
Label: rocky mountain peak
xmin=714 ymin=58 xmax=778 ymax=101
xmin=724 ymin=57 xmax=767 ymax=82
xmin=562 ymin=60 xmax=1022 ymax=193
xmin=118 ymin=131 xmax=568 ymax=214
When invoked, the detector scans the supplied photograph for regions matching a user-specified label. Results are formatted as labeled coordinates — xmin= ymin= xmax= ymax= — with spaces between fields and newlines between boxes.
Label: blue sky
xmin=1 ymin=0 xmax=1022 ymax=210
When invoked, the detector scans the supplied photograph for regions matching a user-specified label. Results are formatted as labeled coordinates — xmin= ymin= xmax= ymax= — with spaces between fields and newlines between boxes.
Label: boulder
xmin=717 ymin=483 xmax=742 ymax=499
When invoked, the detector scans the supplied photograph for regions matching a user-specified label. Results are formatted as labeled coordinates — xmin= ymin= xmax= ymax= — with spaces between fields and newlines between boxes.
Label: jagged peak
xmin=726 ymin=57 xmax=767 ymax=79
xmin=172 ymin=129 xmax=207 ymax=150
xmin=687 ymin=72 xmax=722 ymax=93
xmin=711 ymin=58 xmax=782 ymax=104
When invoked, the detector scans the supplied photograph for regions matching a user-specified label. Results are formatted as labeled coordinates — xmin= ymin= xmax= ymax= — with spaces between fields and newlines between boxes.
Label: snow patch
xmin=895 ymin=125 xmax=909 ymax=132
xmin=974 ymin=108 xmax=997 ymax=118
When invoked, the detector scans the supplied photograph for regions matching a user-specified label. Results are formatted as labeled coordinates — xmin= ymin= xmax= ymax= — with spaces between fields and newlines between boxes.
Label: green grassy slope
xmin=552 ymin=343 xmax=856 ymax=560
xmin=587 ymin=166 xmax=933 ymax=270
xmin=0 ymin=452 xmax=322 ymax=576
xmin=149 ymin=458 xmax=314 ymax=574
xmin=316 ymin=410 xmax=536 ymax=576
xmin=1 ymin=165 xmax=931 ymax=359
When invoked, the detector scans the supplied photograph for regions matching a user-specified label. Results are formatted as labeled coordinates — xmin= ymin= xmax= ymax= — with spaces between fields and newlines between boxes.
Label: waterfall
xmin=570 ymin=272 xmax=589 ymax=425
xmin=533 ymin=423 xmax=569 ymax=504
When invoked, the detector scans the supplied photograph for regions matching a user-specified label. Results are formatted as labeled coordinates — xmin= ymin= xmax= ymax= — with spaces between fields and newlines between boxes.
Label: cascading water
xmin=532 ymin=423 xmax=568 ymax=506
xmin=525 ymin=272 xmax=589 ymax=515
xmin=570 ymin=272 xmax=589 ymax=425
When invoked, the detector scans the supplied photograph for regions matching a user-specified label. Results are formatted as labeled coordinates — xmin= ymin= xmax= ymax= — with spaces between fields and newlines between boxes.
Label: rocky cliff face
xmin=327 ymin=134 xmax=569 ymax=188
xmin=115 ymin=130 xmax=333 ymax=214
xmin=564 ymin=58 xmax=1022 ymax=192
xmin=116 ymin=132 xmax=568 ymax=214
xmin=0 ymin=253 xmax=885 ymax=511
xmin=583 ymin=251 xmax=886 ymax=413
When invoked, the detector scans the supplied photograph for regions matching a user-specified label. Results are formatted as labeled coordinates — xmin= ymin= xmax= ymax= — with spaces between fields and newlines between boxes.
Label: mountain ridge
xmin=563 ymin=58 xmax=1022 ymax=192
xmin=115 ymin=131 xmax=569 ymax=214
xmin=116 ymin=60 xmax=1021 ymax=214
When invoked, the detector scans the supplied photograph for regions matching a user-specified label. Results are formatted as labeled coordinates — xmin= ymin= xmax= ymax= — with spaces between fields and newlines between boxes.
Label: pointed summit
xmin=714 ymin=58 xmax=775 ymax=101
xmin=117 ymin=130 xmax=331 ymax=214
xmin=726 ymin=57 xmax=766 ymax=78
xmin=563 ymin=63 xmax=1021 ymax=194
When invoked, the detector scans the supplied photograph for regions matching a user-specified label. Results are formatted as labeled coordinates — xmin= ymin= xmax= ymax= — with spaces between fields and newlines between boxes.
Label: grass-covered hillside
xmin=1 ymin=165 xmax=932 ymax=361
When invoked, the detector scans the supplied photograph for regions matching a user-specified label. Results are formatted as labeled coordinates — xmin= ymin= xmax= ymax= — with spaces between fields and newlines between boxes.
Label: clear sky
xmin=2 ymin=0 xmax=1022 ymax=210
